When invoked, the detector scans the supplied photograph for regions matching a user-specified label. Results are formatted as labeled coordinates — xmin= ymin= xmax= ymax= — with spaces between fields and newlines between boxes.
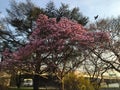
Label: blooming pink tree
xmin=1 ymin=14 xmax=109 ymax=90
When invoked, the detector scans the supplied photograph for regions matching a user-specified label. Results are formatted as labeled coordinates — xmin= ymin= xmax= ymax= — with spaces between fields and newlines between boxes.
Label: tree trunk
xmin=59 ymin=79 xmax=64 ymax=90
xmin=33 ymin=75 xmax=39 ymax=90
xmin=10 ymin=74 xmax=16 ymax=87
xmin=16 ymin=74 xmax=21 ymax=88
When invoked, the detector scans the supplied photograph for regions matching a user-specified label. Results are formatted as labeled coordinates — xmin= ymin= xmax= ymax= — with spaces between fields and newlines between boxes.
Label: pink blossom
xmin=2 ymin=14 xmax=110 ymax=67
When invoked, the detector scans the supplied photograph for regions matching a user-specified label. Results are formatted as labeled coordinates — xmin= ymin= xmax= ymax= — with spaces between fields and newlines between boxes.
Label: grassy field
xmin=9 ymin=87 xmax=58 ymax=90
xmin=9 ymin=87 xmax=33 ymax=90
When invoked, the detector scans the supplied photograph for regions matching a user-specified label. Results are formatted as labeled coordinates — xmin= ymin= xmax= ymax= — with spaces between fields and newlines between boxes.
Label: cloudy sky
xmin=1 ymin=0 xmax=120 ymax=21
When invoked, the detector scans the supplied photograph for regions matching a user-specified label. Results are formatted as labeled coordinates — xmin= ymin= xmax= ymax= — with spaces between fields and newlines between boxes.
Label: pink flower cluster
xmin=2 ymin=14 xmax=110 ymax=63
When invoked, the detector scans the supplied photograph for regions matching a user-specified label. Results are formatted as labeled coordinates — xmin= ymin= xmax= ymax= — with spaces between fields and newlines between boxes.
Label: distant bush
xmin=64 ymin=72 xmax=95 ymax=90
xmin=0 ymin=77 xmax=9 ymax=90
xmin=0 ymin=85 xmax=8 ymax=90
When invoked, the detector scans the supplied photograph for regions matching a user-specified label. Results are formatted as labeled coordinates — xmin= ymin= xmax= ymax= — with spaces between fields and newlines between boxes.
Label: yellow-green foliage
xmin=64 ymin=72 xmax=94 ymax=90
xmin=0 ymin=77 xmax=10 ymax=86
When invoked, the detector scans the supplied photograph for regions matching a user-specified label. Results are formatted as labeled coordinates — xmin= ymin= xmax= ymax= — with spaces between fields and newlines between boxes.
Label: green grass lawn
xmin=9 ymin=87 xmax=58 ymax=90
xmin=9 ymin=87 xmax=33 ymax=90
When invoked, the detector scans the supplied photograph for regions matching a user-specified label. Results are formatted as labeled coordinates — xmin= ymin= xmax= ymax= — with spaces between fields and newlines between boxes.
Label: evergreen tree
xmin=4 ymin=0 xmax=89 ymax=49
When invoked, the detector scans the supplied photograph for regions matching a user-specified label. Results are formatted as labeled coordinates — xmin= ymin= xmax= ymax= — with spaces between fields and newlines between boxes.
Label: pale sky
xmin=1 ymin=0 xmax=120 ymax=21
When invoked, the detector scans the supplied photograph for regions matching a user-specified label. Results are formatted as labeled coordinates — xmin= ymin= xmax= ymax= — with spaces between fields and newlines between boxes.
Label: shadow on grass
xmin=9 ymin=87 xmax=32 ymax=90
xmin=9 ymin=87 xmax=58 ymax=90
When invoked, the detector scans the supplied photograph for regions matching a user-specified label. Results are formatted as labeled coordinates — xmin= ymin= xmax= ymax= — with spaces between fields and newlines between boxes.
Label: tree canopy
xmin=0 ymin=0 xmax=89 ymax=54
xmin=1 ymin=14 xmax=110 ymax=90
xmin=1 ymin=1 xmax=116 ymax=90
